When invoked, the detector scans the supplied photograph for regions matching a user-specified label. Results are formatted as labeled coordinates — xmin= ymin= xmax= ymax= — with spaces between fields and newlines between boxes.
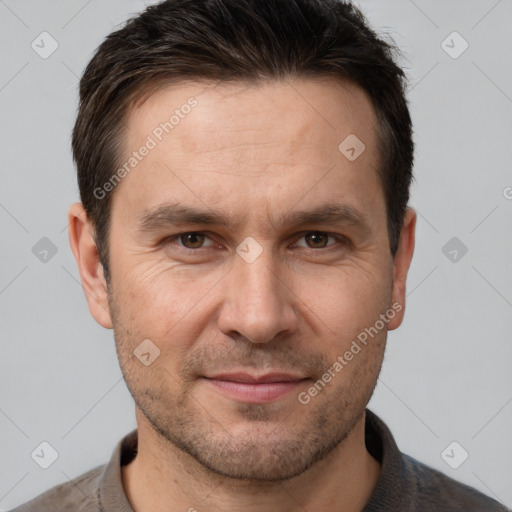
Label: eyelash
xmin=161 ymin=231 xmax=349 ymax=252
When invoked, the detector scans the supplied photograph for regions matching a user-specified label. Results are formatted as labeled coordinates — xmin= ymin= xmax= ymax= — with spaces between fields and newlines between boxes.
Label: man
xmin=11 ymin=0 xmax=510 ymax=511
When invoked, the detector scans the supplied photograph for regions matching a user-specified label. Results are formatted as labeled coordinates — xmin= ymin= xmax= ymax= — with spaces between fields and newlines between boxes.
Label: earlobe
xmin=388 ymin=207 xmax=416 ymax=331
xmin=67 ymin=203 xmax=113 ymax=329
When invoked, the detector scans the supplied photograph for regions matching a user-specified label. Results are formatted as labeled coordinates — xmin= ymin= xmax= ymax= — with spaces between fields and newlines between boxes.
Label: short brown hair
xmin=72 ymin=0 xmax=414 ymax=283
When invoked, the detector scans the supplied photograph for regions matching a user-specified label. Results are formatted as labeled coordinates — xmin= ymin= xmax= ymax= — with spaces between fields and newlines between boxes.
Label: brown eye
xmin=179 ymin=232 xmax=206 ymax=248
xmin=303 ymin=232 xmax=331 ymax=248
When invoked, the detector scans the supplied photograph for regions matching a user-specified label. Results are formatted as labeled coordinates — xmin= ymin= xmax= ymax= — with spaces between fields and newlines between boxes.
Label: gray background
xmin=1 ymin=0 xmax=511 ymax=509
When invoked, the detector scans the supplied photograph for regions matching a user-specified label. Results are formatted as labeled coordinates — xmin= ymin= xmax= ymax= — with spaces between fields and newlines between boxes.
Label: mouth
xmin=202 ymin=372 xmax=310 ymax=404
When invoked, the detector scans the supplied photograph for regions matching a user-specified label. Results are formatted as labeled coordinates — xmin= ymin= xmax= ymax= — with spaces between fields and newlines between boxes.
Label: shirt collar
xmin=98 ymin=429 xmax=137 ymax=512
xmin=363 ymin=409 xmax=410 ymax=510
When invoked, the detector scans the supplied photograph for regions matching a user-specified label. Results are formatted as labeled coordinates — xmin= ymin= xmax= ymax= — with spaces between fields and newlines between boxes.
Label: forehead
xmin=113 ymin=78 xmax=383 ymax=229
xmin=126 ymin=77 xmax=378 ymax=157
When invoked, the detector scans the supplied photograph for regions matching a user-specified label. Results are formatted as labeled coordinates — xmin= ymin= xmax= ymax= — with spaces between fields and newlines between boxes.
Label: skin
xmin=68 ymin=77 xmax=416 ymax=512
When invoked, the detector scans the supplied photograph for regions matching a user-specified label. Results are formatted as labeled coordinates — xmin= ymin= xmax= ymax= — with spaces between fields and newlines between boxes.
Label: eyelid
xmin=163 ymin=232 xmax=216 ymax=248
xmin=293 ymin=231 xmax=342 ymax=248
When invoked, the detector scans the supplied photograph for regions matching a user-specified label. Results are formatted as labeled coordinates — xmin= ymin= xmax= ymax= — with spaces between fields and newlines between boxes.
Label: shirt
xmin=9 ymin=409 xmax=511 ymax=511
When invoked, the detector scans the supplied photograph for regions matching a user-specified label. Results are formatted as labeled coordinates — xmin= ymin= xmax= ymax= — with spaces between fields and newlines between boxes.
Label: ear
xmin=67 ymin=203 xmax=113 ymax=329
xmin=387 ymin=207 xmax=416 ymax=330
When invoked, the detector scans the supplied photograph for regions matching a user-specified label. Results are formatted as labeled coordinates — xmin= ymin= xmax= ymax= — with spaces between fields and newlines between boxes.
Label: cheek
xmin=111 ymin=259 xmax=227 ymax=357
xmin=304 ymin=262 xmax=391 ymax=324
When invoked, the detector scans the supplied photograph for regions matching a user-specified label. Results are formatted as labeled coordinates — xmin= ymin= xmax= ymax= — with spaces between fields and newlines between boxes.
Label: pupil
xmin=308 ymin=232 xmax=326 ymax=248
xmin=183 ymin=233 xmax=203 ymax=248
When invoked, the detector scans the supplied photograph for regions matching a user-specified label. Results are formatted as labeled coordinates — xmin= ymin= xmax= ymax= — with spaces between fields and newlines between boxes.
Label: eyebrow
xmin=136 ymin=201 xmax=371 ymax=234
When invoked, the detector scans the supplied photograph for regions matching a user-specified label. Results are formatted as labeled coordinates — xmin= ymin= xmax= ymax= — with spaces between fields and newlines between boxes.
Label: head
xmin=69 ymin=0 xmax=416 ymax=482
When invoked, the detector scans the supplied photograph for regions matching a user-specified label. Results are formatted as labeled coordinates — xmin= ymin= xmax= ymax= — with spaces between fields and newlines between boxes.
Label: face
xmin=97 ymin=78 xmax=408 ymax=481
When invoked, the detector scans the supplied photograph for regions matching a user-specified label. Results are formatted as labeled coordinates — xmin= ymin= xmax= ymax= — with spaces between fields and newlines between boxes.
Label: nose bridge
xmin=218 ymin=240 xmax=297 ymax=343
xmin=237 ymin=246 xmax=280 ymax=304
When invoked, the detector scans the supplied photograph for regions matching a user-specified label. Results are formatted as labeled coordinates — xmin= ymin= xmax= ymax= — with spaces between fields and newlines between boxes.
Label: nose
xmin=217 ymin=246 xmax=299 ymax=344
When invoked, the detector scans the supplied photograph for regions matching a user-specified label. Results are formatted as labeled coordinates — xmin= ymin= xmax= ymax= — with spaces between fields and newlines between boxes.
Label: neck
xmin=122 ymin=410 xmax=381 ymax=512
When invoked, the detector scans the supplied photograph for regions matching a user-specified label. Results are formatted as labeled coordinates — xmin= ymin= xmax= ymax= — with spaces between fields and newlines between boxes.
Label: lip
xmin=202 ymin=373 xmax=309 ymax=404
xmin=206 ymin=372 xmax=306 ymax=383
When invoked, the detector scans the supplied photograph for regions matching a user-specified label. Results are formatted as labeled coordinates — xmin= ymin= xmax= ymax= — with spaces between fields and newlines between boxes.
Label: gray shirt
xmin=10 ymin=409 xmax=510 ymax=511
